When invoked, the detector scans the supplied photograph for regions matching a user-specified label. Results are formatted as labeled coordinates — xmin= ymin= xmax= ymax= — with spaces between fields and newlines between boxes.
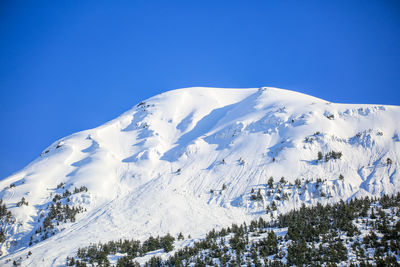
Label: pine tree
xmin=268 ymin=177 xmax=274 ymax=188
xmin=317 ymin=151 xmax=323 ymax=161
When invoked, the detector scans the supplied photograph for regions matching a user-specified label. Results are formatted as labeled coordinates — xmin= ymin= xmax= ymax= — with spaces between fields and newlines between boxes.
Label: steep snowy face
xmin=0 ymin=87 xmax=399 ymax=265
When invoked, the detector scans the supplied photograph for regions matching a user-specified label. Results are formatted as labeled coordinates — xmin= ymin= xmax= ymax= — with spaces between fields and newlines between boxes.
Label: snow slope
xmin=0 ymin=87 xmax=399 ymax=266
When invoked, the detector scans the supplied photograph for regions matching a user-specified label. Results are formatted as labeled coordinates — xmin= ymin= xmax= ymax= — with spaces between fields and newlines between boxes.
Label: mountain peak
xmin=0 ymin=87 xmax=399 ymax=265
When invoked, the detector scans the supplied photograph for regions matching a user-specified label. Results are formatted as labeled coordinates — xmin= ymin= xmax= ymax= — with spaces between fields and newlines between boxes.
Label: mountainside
xmin=72 ymin=194 xmax=400 ymax=266
xmin=0 ymin=87 xmax=399 ymax=266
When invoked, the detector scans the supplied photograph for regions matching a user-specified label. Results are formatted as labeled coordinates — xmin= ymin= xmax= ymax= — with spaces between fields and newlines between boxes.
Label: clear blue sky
xmin=1 ymin=0 xmax=399 ymax=179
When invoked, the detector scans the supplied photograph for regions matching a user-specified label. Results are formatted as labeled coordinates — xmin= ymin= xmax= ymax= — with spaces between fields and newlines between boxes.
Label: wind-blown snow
xmin=0 ymin=87 xmax=399 ymax=266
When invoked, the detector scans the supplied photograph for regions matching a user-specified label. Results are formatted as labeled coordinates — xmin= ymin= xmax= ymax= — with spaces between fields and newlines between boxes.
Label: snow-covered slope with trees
xmin=0 ymin=87 xmax=399 ymax=266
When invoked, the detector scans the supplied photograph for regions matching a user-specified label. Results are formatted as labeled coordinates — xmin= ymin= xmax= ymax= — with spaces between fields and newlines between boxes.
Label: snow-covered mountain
xmin=0 ymin=87 xmax=399 ymax=266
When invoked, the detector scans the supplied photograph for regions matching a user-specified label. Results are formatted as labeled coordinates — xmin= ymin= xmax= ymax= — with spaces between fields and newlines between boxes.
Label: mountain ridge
xmin=0 ymin=87 xmax=399 ymax=266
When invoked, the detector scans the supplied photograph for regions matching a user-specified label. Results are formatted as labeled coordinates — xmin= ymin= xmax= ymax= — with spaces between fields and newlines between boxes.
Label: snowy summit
xmin=0 ymin=87 xmax=399 ymax=265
